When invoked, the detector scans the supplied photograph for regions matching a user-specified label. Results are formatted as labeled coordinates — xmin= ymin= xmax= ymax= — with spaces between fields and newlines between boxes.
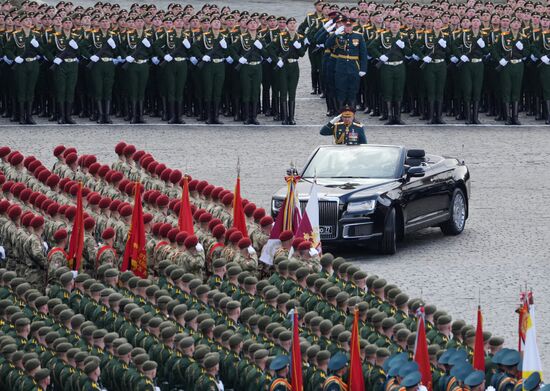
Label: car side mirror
xmin=406 ymin=166 xmax=425 ymax=179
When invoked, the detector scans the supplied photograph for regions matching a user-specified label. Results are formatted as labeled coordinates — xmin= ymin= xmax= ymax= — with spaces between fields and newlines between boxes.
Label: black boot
xmin=103 ymin=100 xmax=112 ymax=124
xmin=535 ymin=97 xmax=542 ymax=120
xmin=124 ymin=101 xmax=133 ymax=122
xmin=435 ymin=101 xmax=446 ymax=124
xmin=394 ymin=101 xmax=405 ymax=125
xmin=272 ymin=96 xmax=280 ymax=121
xmin=90 ymin=100 xmax=98 ymax=122
xmin=384 ymin=101 xmax=394 ymax=125
xmin=464 ymin=101 xmax=472 ymax=124
xmin=19 ymin=102 xmax=26 ymax=125
xmin=545 ymin=100 xmax=550 ymax=124
xmin=205 ymin=102 xmax=214 ymax=125
xmin=166 ymin=101 xmax=175 ymax=124
xmin=233 ymin=100 xmax=241 ymax=121
xmin=57 ymin=103 xmax=66 ymax=124
xmin=11 ymin=98 xmax=19 ymax=122
xmin=26 ymin=102 xmax=36 ymax=125
xmin=428 ymin=101 xmax=436 ymax=124
xmin=137 ymin=101 xmax=146 ymax=123
xmin=262 ymin=89 xmax=271 ymax=115
xmin=168 ymin=101 xmax=178 ymax=124
xmin=161 ymin=97 xmax=168 ymax=121
xmin=495 ymin=102 xmax=505 ymax=121
xmin=130 ymin=102 xmax=139 ymax=124
xmin=65 ymin=102 xmax=76 ymax=124
xmin=288 ymin=100 xmax=296 ymax=125
xmin=212 ymin=102 xmax=223 ymax=125
xmin=96 ymin=99 xmax=104 ymax=124
xmin=280 ymin=100 xmax=289 ymax=125
xmin=505 ymin=103 xmax=514 ymax=125
xmin=242 ymin=103 xmax=250 ymax=125
xmin=198 ymin=101 xmax=207 ymax=121
xmin=176 ymin=102 xmax=185 ymax=124
xmin=250 ymin=102 xmax=260 ymax=125
xmin=419 ymin=98 xmax=429 ymax=120
xmin=512 ymin=101 xmax=521 ymax=125
xmin=472 ymin=101 xmax=481 ymax=124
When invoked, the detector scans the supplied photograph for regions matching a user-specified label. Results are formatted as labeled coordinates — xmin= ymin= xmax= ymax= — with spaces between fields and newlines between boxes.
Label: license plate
xmin=319 ymin=226 xmax=333 ymax=235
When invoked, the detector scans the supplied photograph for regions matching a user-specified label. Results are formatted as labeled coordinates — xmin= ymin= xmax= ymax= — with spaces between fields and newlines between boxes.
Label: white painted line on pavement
xmin=0 ymin=123 xmax=546 ymax=128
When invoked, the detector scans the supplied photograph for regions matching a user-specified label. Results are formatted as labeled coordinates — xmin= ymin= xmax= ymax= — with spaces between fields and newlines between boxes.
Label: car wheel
xmin=378 ymin=207 xmax=397 ymax=255
xmin=440 ymin=188 xmax=467 ymax=235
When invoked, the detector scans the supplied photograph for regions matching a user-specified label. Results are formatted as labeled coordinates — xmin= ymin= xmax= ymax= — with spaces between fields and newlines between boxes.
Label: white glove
xmin=151 ymin=56 xmax=160 ymax=65
xmin=379 ymin=54 xmax=388 ymax=62
xmin=531 ymin=54 xmax=538 ymax=62
xmin=477 ymin=38 xmax=485 ymax=48
xmin=541 ymin=55 xmax=550 ymax=64
xmin=42 ymin=241 xmax=49 ymax=253
xmin=69 ymin=39 xmax=78 ymax=49
xmin=15 ymin=56 xmax=24 ymax=64
xmin=142 ymin=38 xmax=151 ymax=48
xmin=226 ymin=56 xmax=234 ymax=64
xmin=293 ymin=41 xmax=302 ymax=49
xmin=485 ymin=387 xmax=495 ymax=391
xmin=30 ymin=38 xmax=39 ymax=48
xmin=53 ymin=57 xmax=62 ymax=65
xmin=309 ymin=248 xmax=318 ymax=257
xmin=107 ymin=37 xmax=116 ymax=49
xmin=499 ymin=58 xmax=508 ymax=67
xmin=90 ymin=55 xmax=99 ymax=62
xmin=318 ymin=43 xmax=325 ymax=48
xmin=247 ymin=245 xmax=256 ymax=255
xmin=396 ymin=39 xmax=405 ymax=49
xmin=266 ymin=57 xmax=272 ymax=63
xmin=190 ymin=56 xmax=198 ymax=65
xmin=239 ymin=57 xmax=248 ymax=64
xmin=515 ymin=41 xmax=523 ymax=51
xmin=183 ymin=38 xmax=191 ymax=49
xmin=323 ymin=19 xmax=334 ymax=29
xmin=418 ymin=386 xmax=428 ymax=391
xmin=195 ymin=243 xmax=204 ymax=252
xmin=423 ymin=56 xmax=432 ymax=63
xmin=326 ymin=24 xmax=336 ymax=33
xmin=0 ymin=246 xmax=5 ymax=260
xmin=254 ymin=40 xmax=263 ymax=49
xmin=202 ymin=55 xmax=211 ymax=62
xmin=277 ymin=59 xmax=283 ymax=68
xmin=411 ymin=54 xmax=419 ymax=61
xmin=438 ymin=38 xmax=447 ymax=48
xmin=220 ymin=38 xmax=227 ymax=49
xmin=335 ymin=26 xmax=345 ymax=35
xmin=164 ymin=54 xmax=173 ymax=62
xmin=330 ymin=114 xmax=341 ymax=124
xmin=460 ymin=55 xmax=469 ymax=62
xmin=359 ymin=71 xmax=366 ymax=77
xmin=125 ymin=55 xmax=134 ymax=63
xmin=304 ymin=37 xmax=310 ymax=45
xmin=450 ymin=56 xmax=459 ymax=63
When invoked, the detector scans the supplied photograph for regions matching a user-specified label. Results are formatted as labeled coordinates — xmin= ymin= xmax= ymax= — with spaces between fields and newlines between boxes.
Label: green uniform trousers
xmin=202 ymin=61 xmax=225 ymax=104
xmin=278 ymin=62 xmax=299 ymax=101
xmin=539 ymin=63 xmax=550 ymax=100
xmin=460 ymin=61 xmax=484 ymax=102
xmin=127 ymin=62 xmax=150 ymax=102
xmin=239 ymin=63 xmax=262 ymax=103
xmin=380 ymin=63 xmax=406 ymax=101
xmin=54 ymin=62 xmax=78 ymax=103
xmin=90 ymin=60 xmax=115 ymax=100
xmin=499 ymin=61 xmax=524 ymax=103
xmin=423 ymin=61 xmax=447 ymax=101
xmin=164 ymin=60 xmax=187 ymax=103
xmin=14 ymin=60 xmax=39 ymax=103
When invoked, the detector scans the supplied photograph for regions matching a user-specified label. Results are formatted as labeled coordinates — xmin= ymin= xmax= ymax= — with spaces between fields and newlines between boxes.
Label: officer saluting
xmin=320 ymin=105 xmax=367 ymax=145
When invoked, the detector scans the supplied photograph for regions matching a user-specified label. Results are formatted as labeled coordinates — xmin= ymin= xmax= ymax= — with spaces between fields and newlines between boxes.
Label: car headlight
xmin=347 ymin=199 xmax=376 ymax=214
xmin=272 ymin=199 xmax=284 ymax=212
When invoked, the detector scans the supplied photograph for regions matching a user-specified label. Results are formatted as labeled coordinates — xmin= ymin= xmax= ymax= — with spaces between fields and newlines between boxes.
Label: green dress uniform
xmin=323 ymin=374 xmax=347 ymax=390
xmin=413 ymin=29 xmax=450 ymax=123
xmin=121 ymin=29 xmax=153 ymax=123
xmin=268 ymin=29 xmax=306 ymax=125
xmin=492 ymin=30 xmax=530 ymax=124
xmin=451 ymin=28 xmax=489 ymax=124
xmin=299 ymin=11 xmax=324 ymax=94
xmin=320 ymin=119 xmax=367 ymax=144
xmin=191 ymin=29 xmax=228 ymax=124
xmin=368 ymin=30 xmax=411 ymax=124
xmin=4 ymin=28 xmax=44 ymax=124
xmin=531 ymin=29 xmax=550 ymax=124
xmin=269 ymin=376 xmax=292 ymax=390
xmin=260 ymin=26 xmax=280 ymax=117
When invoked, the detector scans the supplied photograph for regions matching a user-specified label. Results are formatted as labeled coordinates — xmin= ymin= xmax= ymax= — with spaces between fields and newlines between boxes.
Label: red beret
xmin=292 ymin=237 xmax=305 ymax=250
xmin=69 ymin=183 xmax=80 ymax=196
xmin=190 ymin=205 xmax=197 ymax=214
xmin=202 ymin=184 xmax=214 ymax=197
xmin=243 ymin=203 xmax=256 ymax=217
xmin=124 ymin=182 xmax=135 ymax=196
xmin=193 ymin=208 xmax=206 ymax=221
xmin=196 ymin=180 xmax=208 ymax=193
xmin=88 ymin=193 xmax=101 ymax=205
xmin=156 ymin=195 xmax=169 ymax=207
xmin=152 ymin=222 xmax=162 ymax=236
xmin=102 ymin=227 xmax=115 ymax=240
xmin=175 ymin=231 xmax=188 ymax=245
xmin=238 ymin=237 xmax=252 ymax=249
xmin=63 ymin=147 xmax=77 ymax=158
xmin=260 ymin=216 xmax=274 ymax=227
xmin=212 ymin=224 xmax=226 ymax=239
xmin=221 ymin=193 xmax=234 ymax=206
xmin=53 ymin=145 xmax=65 ymax=157
xmin=188 ymin=179 xmax=199 ymax=191
xmin=143 ymin=213 xmax=153 ymax=224
xmin=21 ymin=212 xmax=34 ymax=227
xmin=115 ymin=141 xmax=127 ymax=155
xmin=41 ymin=199 xmax=53 ymax=212
xmin=167 ymin=228 xmax=179 ymax=243
xmin=184 ymin=235 xmax=198 ymax=248
xmin=11 ymin=183 xmax=25 ymax=197
xmin=47 ymin=203 xmax=59 ymax=216
xmin=110 ymin=171 xmax=123 ymax=183
xmin=84 ymin=217 xmax=96 ymax=230
xmin=98 ymin=165 xmax=110 ymax=178
xmin=211 ymin=187 xmax=224 ymax=200
xmin=2 ymin=181 xmax=14 ymax=193
xmin=88 ymin=162 xmax=101 ymax=175
xmin=65 ymin=206 xmax=76 ymax=220
xmin=53 ymin=229 xmax=68 ymax=242
xmin=229 ymin=231 xmax=243 ymax=244
xmin=118 ymin=179 xmax=129 ymax=192
xmin=58 ymin=205 xmax=68 ymax=215
xmin=172 ymin=201 xmax=181 ymax=214
xmin=0 ymin=175 xmax=5 ymax=186
xmin=148 ymin=191 xmax=161 ymax=205
xmin=279 ymin=230 xmax=293 ymax=242
xmin=59 ymin=178 xmax=70 ymax=191
xmin=169 ymin=199 xmax=178 ymax=211
xmin=132 ymin=150 xmax=145 ymax=162
xmin=199 ymin=212 xmax=212 ymax=223
xmin=225 ymin=227 xmax=237 ymax=242
xmin=29 ymin=192 xmax=39 ymax=205
xmin=119 ymin=205 xmax=132 ymax=217
xmin=19 ymin=188 xmax=32 ymax=202
xmin=30 ymin=215 xmax=45 ymax=229
xmin=159 ymin=223 xmax=172 ymax=238
xmin=46 ymin=174 xmax=60 ymax=188
xmin=155 ymin=163 xmax=167 ymax=176
xmin=65 ymin=153 xmax=78 ymax=165
xmin=123 ymin=144 xmax=136 ymax=157
xmin=10 ymin=153 xmax=24 ymax=166
xmin=0 ymin=200 xmax=11 ymax=214
xmin=0 ymin=146 xmax=11 ymax=158
xmin=84 ymin=155 xmax=97 ymax=168
xmin=298 ymin=241 xmax=312 ymax=251
xmin=160 ymin=168 xmax=172 ymax=182
xmin=34 ymin=194 xmax=47 ymax=209
xmin=140 ymin=155 xmax=154 ymax=168
xmin=8 ymin=205 xmax=22 ymax=220
xmin=33 ymin=166 xmax=47 ymax=179
xmin=208 ymin=218 xmax=223 ymax=231
xmin=98 ymin=197 xmax=111 ymax=209
xmin=28 ymin=160 xmax=41 ymax=173
xmin=169 ymin=170 xmax=182 ymax=184
xmin=81 ymin=188 xmax=91 ymax=198
xmin=23 ymin=155 xmax=36 ymax=168
xmin=37 ymin=170 xmax=50 ymax=183
xmin=109 ymin=199 xmax=122 ymax=212
xmin=147 ymin=161 xmax=158 ymax=174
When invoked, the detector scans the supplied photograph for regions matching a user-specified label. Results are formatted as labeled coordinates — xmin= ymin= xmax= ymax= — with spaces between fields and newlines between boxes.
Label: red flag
xmin=178 ymin=176 xmax=194 ymax=234
xmin=232 ymin=175 xmax=248 ymax=237
xmin=414 ymin=309 xmax=433 ymax=391
xmin=517 ymin=292 xmax=530 ymax=352
xmin=121 ymin=182 xmax=147 ymax=278
xmin=67 ymin=182 xmax=84 ymax=271
xmin=473 ymin=306 xmax=485 ymax=371
xmin=348 ymin=308 xmax=365 ymax=391
xmin=291 ymin=311 xmax=304 ymax=391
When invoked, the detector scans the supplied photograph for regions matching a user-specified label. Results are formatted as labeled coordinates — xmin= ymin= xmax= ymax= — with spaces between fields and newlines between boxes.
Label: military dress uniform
xmin=299 ymin=10 xmax=324 ymax=94
xmin=532 ymin=27 xmax=550 ymax=124
xmin=320 ymin=118 xmax=367 ymax=144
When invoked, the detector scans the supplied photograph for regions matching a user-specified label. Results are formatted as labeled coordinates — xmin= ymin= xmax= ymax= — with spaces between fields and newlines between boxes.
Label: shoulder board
xmin=54 ymin=32 xmax=61 ymax=36
xmin=442 ymin=32 xmax=448 ymax=36
xmin=501 ymin=31 xmax=510 ymax=35
xmin=533 ymin=28 xmax=541 ymax=32
xmin=334 ymin=121 xmax=344 ymax=125
xmin=14 ymin=29 xmax=21 ymax=34
xmin=307 ymin=12 xmax=314 ymax=16
xmin=521 ymin=33 xmax=527 ymax=38
xmin=280 ymin=31 xmax=287 ymax=36
xmin=33 ymin=29 xmax=41 ymax=33
xmin=376 ymin=28 xmax=385 ymax=33
xmin=353 ymin=122 xmax=363 ymax=126
xmin=298 ymin=33 xmax=304 ymax=38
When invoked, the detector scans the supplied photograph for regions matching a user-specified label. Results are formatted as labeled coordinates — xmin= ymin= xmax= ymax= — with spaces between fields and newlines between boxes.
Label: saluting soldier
xmin=320 ymin=106 xmax=367 ymax=144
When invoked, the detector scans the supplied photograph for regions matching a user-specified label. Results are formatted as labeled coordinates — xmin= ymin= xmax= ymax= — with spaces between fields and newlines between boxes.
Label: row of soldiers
xmin=0 ymin=1 xmax=308 ymax=127
xmin=0 ymin=142 xmax=534 ymax=390
xmin=301 ymin=0 xmax=550 ymax=125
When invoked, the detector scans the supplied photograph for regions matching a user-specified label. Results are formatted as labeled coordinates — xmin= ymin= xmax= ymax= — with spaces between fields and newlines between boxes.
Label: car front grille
xmin=299 ymin=200 xmax=339 ymax=240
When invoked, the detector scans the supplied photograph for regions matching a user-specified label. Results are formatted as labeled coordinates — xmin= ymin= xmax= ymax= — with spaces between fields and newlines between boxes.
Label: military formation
xmin=0 ymin=141 xmax=543 ymax=390
xmin=0 ymin=1 xmax=308 ymax=127
xmin=302 ymin=0 xmax=550 ymax=125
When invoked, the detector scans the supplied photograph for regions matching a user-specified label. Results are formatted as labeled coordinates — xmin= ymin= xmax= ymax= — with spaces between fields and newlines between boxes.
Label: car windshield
xmin=302 ymin=146 xmax=401 ymax=179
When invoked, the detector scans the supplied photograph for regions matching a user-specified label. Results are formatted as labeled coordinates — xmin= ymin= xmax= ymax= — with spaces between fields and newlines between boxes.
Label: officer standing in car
xmin=319 ymin=105 xmax=367 ymax=144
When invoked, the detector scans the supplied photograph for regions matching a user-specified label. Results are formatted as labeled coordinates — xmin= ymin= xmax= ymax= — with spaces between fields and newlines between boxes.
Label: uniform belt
xmin=432 ymin=58 xmax=445 ymax=64
xmin=247 ymin=61 xmax=261 ymax=65
xmin=101 ymin=57 xmax=113 ymax=62
xmin=386 ymin=61 xmax=403 ymax=66
xmin=174 ymin=57 xmax=187 ymax=62
xmin=336 ymin=54 xmax=359 ymax=60
xmin=135 ymin=59 xmax=148 ymax=64
xmin=287 ymin=58 xmax=299 ymax=63
xmin=470 ymin=58 xmax=482 ymax=63
xmin=63 ymin=58 xmax=78 ymax=63
xmin=212 ymin=58 xmax=225 ymax=63
xmin=510 ymin=59 xmax=522 ymax=64
xmin=25 ymin=57 xmax=37 ymax=62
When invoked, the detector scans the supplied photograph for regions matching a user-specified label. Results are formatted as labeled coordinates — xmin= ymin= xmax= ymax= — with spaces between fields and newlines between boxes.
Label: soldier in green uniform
xmin=197 ymin=352 xmax=223 ymax=391
xmin=532 ymin=14 xmax=550 ymax=124
xmin=24 ymin=216 xmax=47 ymax=293
xmin=323 ymin=352 xmax=348 ymax=391
xmin=320 ymin=106 xmax=367 ymax=144
xmin=268 ymin=355 xmax=292 ymax=391
xmin=299 ymin=0 xmax=325 ymax=95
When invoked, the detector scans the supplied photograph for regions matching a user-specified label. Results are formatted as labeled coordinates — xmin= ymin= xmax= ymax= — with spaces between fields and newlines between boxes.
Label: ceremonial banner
xmin=121 ymin=182 xmax=147 ymax=278
xmin=67 ymin=182 xmax=84 ymax=271
xmin=473 ymin=306 xmax=485 ymax=371
xmin=414 ymin=307 xmax=433 ymax=391
xmin=348 ymin=308 xmax=365 ymax=391
xmin=232 ymin=175 xmax=248 ymax=237
xmin=178 ymin=176 xmax=194 ymax=234
xmin=522 ymin=301 xmax=543 ymax=383
xmin=291 ymin=312 xmax=304 ymax=391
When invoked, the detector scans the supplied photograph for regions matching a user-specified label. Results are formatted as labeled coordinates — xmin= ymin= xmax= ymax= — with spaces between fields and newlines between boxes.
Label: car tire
xmin=378 ymin=207 xmax=397 ymax=255
xmin=440 ymin=188 xmax=467 ymax=235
